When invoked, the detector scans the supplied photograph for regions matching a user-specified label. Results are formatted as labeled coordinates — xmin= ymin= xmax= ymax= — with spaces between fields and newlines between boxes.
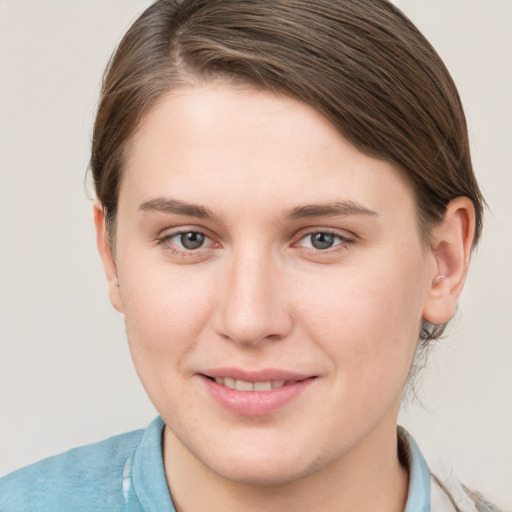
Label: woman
xmin=0 ymin=1 xmax=504 ymax=510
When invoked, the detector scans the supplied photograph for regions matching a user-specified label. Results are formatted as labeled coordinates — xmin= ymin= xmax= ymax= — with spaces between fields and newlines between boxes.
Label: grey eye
xmin=310 ymin=232 xmax=335 ymax=250
xmin=180 ymin=232 xmax=206 ymax=250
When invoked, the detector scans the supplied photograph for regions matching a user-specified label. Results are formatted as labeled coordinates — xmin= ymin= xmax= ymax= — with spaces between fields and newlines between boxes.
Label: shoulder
xmin=0 ymin=428 xmax=144 ymax=512
xmin=431 ymin=476 xmax=504 ymax=512
xmin=398 ymin=427 xmax=503 ymax=512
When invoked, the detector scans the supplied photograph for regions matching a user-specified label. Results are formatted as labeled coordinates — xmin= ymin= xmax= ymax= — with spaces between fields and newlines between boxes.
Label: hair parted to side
xmin=90 ymin=0 xmax=485 ymax=346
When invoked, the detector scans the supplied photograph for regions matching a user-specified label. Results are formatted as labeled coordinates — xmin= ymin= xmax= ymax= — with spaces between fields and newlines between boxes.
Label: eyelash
xmin=156 ymin=229 xmax=354 ymax=257
xmin=156 ymin=229 xmax=215 ymax=256
xmin=294 ymin=229 xmax=354 ymax=254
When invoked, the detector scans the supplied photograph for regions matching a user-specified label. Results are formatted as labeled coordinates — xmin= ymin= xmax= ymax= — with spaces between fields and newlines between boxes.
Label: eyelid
xmin=294 ymin=226 xmax=355 ymax=242
xmin=292 ymin=227 xmax=355 ymax=252
xmin=154 ymin=225 xmax=355 ymax=256
xmin=156 ymin=226 xmax=220 ymax=254
xmin=156 ymin=223 xmax=216 ymax=241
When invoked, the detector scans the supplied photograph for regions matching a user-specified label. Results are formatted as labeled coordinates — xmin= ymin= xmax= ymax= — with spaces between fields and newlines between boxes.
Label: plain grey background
xmin=0 ymin=1 xmax=511 ymax=508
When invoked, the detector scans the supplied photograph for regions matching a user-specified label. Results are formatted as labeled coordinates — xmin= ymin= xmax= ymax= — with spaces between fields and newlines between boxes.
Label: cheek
xmin=118 ymin=259 xmax=214 ymax=361
xmin=296 ymin=250 xmax=427 ymax=383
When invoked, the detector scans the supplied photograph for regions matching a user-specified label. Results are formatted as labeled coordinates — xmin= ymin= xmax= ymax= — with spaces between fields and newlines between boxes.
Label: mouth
xmin=205 ymin=376 xmax=288 ymax=392
xmin=199 ymin=369 xmax=316 ymax=416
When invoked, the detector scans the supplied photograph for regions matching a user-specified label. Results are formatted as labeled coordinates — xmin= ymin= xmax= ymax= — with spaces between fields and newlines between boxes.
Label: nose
xmin=211 ymin=249 xmax=294 ymax=347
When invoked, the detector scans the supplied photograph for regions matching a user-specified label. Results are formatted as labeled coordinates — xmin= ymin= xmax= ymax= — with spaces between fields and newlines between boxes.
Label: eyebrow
xmin=285 ymin=201 xmax=378 ymax=219
xmin=138 ymin=197 xmax=218 ymax=220
xmin=138 ymin=197 xmax=378 ymax=221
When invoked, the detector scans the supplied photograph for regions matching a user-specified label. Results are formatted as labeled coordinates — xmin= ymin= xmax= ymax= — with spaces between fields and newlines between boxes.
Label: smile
xmin=200 ymin=370 xmax=316 ymax=416
xmin=212 ymin=377 xmax=286 ymax=391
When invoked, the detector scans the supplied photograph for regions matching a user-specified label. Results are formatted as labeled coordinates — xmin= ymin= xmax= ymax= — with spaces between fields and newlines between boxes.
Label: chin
xmin=193 ymin=437 xmax=328 ymax=487
xmin=207 ymin=456 xmax=315 ymax=487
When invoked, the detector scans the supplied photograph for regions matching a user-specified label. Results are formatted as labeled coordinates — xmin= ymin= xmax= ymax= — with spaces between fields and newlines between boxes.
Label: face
xmin=101 ymin=83 xmax=437 ymax=485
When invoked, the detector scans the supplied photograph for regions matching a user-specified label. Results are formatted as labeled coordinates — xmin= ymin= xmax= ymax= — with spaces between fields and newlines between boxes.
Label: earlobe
xmin=93 ymin=201 xmax=123 ymax=313
xmin=422 ymin=197 xmax=476 ymax=325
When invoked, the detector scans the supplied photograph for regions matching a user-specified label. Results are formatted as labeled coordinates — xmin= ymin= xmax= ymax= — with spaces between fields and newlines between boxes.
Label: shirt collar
xmin=399 ymin=426 xmax=431 ymax=512
xmin=131 ymin=417 xmax=176 ymax=512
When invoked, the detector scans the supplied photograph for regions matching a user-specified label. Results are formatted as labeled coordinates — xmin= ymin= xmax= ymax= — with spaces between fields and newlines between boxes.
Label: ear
xmin=93 ymin=200 xmax=123 ymax=313
xmin=422 ymin=196 xmax=476 ymax=325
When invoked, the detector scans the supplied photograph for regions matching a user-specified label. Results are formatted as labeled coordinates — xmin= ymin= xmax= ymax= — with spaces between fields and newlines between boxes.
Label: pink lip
xmin=199 ymin=368 xmax=316 ymax=417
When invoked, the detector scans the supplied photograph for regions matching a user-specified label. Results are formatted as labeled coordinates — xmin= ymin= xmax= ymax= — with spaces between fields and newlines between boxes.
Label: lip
xmin=203 ymin=367 xmax=311 ymax=382
xmin=199 ymin=367 xmax=316 ymax=417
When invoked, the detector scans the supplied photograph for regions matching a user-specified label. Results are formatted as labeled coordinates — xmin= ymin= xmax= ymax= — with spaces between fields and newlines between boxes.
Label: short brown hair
xmin=90 ymin=0 xmax=485 ymax=342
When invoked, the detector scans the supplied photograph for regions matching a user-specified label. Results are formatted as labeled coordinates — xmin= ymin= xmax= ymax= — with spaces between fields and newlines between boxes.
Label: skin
xmin=95 ymin=83 xmax=475 ymax=512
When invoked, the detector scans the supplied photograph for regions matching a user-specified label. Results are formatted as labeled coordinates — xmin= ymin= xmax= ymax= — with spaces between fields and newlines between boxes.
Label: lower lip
xmin=201 ymin=376 xmax=315 ymax=417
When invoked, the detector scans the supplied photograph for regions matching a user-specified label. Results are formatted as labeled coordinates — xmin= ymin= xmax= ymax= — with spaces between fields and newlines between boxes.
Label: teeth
xmin=213 ymin=378 xmax=287 ymax=392
xmin=224 ymin=377 xmax=236 ymax=389
xmin=236 ymin=380 xmax=254 ymax=391
xmin=253 ymin=381 xmax=271 ymax=391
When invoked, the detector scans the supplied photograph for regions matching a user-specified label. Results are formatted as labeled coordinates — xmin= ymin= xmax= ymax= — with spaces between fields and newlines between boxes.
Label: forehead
xmin=121 ymin=83 xmax=416 ymax=221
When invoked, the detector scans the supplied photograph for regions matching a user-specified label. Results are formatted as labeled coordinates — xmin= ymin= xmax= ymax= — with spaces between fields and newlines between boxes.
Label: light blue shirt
xmin=0 ymin=418 xmax=432 ymax=511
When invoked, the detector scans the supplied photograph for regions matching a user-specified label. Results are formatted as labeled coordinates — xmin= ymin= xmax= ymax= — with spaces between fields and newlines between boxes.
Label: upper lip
xmin=201 ymin=367 xmax=313 ymax=382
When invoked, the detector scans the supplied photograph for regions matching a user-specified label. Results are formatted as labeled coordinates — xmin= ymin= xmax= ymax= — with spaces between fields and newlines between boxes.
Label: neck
xmin=163 ymin=421 xmax=409 ymax=512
